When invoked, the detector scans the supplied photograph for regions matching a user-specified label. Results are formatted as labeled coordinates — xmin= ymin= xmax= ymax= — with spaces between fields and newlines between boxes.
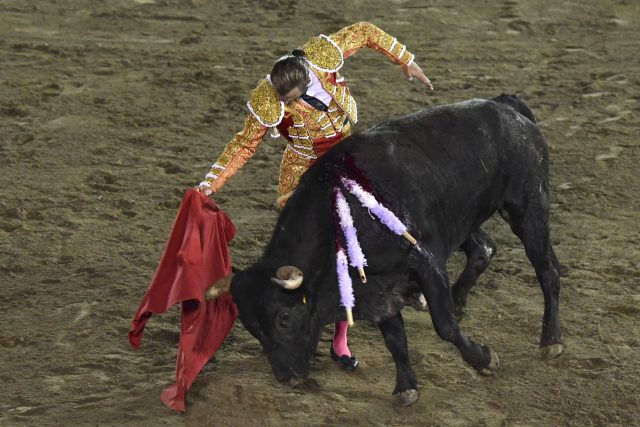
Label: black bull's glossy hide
xmin=228 ymin=95 xmax=563 ymax=406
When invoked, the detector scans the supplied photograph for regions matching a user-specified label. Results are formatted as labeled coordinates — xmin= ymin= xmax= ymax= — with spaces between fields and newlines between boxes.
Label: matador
xmin=198 ymin=21 xmax=432 ymax=208
xmin=197 ymin=21 xmax=432 ymax=371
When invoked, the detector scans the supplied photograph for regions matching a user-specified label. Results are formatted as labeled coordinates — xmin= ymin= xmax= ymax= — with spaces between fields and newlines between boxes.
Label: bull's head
xmin=206 ymin=265 xmax=318 ymax=382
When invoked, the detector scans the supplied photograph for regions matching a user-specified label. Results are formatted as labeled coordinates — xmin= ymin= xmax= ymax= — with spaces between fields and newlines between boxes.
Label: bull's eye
xmin=279 ymin=311 xmax=289 ymax=328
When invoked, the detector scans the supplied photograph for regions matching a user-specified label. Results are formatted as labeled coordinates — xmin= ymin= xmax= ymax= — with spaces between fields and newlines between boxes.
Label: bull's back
xmin=313 ymin=99 xmax=547 ymax=255
xmin=354 ymin=99 xmax=542 ymax=183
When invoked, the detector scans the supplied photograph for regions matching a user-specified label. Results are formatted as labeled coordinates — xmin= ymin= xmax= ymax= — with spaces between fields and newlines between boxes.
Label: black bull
xmin=223 ymin=95 xmax=563 ymax=406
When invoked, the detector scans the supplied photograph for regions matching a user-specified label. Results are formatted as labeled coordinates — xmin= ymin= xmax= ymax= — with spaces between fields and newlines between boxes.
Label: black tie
xmin=300 ymin=93 xmax=329 ymax=111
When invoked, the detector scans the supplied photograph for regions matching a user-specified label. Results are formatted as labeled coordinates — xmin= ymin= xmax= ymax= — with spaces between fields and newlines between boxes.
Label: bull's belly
xmin=347 ymin=273 xmax=421 ymax=324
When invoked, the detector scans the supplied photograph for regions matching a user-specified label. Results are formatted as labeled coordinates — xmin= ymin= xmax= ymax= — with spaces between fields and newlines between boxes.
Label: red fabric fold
xmin=128 ymin=189 xmax=238 ymax=412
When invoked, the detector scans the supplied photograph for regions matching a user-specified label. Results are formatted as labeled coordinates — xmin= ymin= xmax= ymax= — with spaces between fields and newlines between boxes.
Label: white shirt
xmin=306 ymin=66 xmax=334 ymax=107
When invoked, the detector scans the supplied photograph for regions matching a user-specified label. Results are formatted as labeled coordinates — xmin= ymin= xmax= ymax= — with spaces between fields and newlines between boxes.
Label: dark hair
xmin=270 ymin=49 xmax=309 ymax=97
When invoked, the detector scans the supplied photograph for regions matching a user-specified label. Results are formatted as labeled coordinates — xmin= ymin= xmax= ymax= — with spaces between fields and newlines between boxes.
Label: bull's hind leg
xmin=502 ymin=192 xmax=563 ymax=359
xmin=410 ymin=246 xmax=499 ymax=375
xmin=452 ymin=228 xmax=497 ymax=317
xmin=378 ymin=313 xmax=418 ymax=407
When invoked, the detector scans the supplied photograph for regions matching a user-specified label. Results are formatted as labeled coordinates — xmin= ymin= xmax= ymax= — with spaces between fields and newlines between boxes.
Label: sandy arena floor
xmin=1 ymin=0 xmax=639 ymax=425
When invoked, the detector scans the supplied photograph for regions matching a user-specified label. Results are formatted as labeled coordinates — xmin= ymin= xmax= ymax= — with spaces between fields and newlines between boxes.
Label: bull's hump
xmin=450 ymin=98 xmax=489 ymax=111
xmin=415 ymin=98 xmax=490 ymax=118
xmin=365 ymin=98 xmax=492 ymax=135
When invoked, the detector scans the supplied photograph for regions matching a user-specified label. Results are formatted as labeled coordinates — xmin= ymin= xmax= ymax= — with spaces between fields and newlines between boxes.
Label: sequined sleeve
xmin=200 ymin=114 xmax=268 ymax=192
xmin=328 ymin=21 xmax=415 ymax=67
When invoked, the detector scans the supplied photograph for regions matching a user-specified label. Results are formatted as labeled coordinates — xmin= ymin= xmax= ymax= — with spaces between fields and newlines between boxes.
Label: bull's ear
xmin=270 ymin=266 xmax=303 ymax=290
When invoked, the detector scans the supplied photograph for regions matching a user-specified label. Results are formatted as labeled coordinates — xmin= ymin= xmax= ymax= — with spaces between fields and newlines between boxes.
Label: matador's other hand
xmin=195 ymin=185 xmax=213 ymax=196
xmin=403 ymin=62 xmax=433 ymax=90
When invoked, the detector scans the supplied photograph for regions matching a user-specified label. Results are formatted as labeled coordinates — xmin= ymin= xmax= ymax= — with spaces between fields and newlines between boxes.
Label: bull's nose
xmin=273 ymin=368 xmax=293 ymax=383
xmin=290 ymin=368 xmax=309 ymax=379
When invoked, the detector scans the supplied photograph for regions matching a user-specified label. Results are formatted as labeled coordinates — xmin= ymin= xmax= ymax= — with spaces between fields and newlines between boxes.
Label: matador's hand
xmin=195 ymin=185 xmax=213 ymax=196
xmin=403 ymin=62 xmax=433 ymax=90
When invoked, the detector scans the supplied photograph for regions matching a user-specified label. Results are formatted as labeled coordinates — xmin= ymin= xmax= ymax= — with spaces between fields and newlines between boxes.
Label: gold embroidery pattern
xmin=301 ymin=36 xmax=343 ymax=72
xmin=291 ymin=100 xmax=350 ymax=141
xmin=278 ymin=146 xmax=313 ymax=208
xmin=247 ymin=79 xmax=283 ymax=127
xmin=311 ymin=74 xmax=357 ymax=124
xmin=278 ymin=120 xmax=352 ymax=209
xmin=328 ymin=21 xmax=413 ymax=66
xmin=207 ymin=114 xmax=267 ymax=192
xmin=284 ymin=109 xmax=316 ymax=157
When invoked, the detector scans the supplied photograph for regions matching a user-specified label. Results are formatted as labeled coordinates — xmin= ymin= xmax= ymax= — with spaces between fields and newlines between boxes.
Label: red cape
xmin=129 ymin=189 xmax=238 ymax=412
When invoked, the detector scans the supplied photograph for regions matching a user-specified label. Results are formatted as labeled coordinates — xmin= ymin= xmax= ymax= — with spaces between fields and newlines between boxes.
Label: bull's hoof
xmin=393 ymin=389 xmax=418 ymax=407
xmin=541 ymin=343 xmax=564 ymax=359
xmin=479 ymin=348 xmax=500 ymax=376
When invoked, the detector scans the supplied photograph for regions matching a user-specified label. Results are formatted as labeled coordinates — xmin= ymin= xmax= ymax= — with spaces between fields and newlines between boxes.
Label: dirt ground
xmin=1 ymin=0 xmax=639 ymax=425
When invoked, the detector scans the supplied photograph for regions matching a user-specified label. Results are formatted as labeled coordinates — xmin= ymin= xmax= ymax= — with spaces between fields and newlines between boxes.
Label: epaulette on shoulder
xmin=301 ymin=35 xmax=344 ymax=73
xmin=247 ymin=78 xmax=284 ymax=127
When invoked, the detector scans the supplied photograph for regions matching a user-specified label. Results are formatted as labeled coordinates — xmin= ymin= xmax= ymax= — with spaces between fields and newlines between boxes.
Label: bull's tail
xmin=492 ymin=93 xmax=536 ymax=123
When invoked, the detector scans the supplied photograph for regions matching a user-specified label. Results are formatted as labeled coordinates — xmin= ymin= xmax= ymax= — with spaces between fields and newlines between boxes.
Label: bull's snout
xmin=273 ymin=368 xmax=294 ymax=383
xmin=272 ymin=364 xmax=309 ymax=383
xmin=269 ymin=354 xmax=310 ymax=383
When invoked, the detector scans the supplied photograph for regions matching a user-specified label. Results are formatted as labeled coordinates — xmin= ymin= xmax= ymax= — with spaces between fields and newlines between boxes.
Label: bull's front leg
xmin=378 ymin=312 xmax=418 ymax=407
xmin=411 ymin=245 xmax=499 ymax=375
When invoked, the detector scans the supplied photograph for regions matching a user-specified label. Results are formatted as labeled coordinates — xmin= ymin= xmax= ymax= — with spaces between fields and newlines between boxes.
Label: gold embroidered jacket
xmin=201 ymin=21 xmax=416 ymax=192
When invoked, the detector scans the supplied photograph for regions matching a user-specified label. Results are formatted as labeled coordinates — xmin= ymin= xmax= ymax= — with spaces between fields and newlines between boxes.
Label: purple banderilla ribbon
xmin=341 ymin=177 xmax=417 ymax=244
xmin=335 ymin=246 xmax=354 ymax=326
xmin=333 ymin=177 xmax=417 ymax=325
xmin=335 ymin=187 xmax=367 ymax=284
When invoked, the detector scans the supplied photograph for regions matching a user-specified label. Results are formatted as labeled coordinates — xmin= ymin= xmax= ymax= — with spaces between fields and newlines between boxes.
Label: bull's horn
xmin=205 ymin=273 xmax=234 ymax=300
xmin=270 ymin=266 xmax=304 ymax=290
